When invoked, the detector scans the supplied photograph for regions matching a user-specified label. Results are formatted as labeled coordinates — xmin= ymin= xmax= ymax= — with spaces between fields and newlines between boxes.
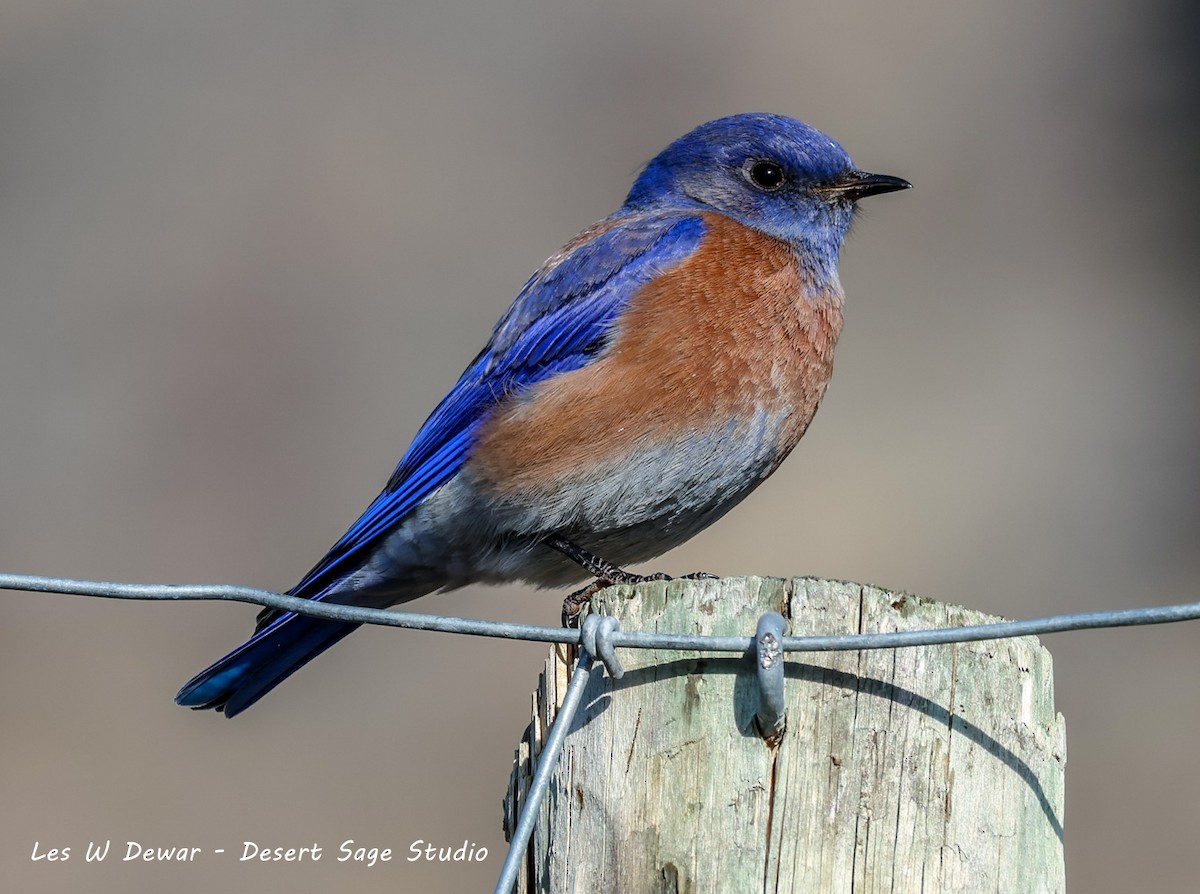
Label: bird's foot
xmin=560 ymin=571 xmax=717 ymax=626
xmin=548 ymin=535 xmax=666 ymax=626
xmin=561 ymin=582 xmax=604 ymax=628
xmin=544 ymin=534 xmax=666 ymax=584
xmin=546 ymin=535 xmax=718 ymax=625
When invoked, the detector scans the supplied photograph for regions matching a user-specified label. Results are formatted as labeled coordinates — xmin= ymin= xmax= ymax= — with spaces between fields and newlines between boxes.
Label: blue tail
xmin=175 ymin=612 xmax=360 ymax=717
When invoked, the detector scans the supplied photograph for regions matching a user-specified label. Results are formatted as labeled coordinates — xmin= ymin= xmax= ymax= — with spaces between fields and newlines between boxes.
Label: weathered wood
xmin=505 ymin=577 xmax=1065 ymax=893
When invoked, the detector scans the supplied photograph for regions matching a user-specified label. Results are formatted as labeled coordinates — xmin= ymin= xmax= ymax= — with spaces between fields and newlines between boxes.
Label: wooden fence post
xmin=505 ymin=576 xmax=1065 ymax=893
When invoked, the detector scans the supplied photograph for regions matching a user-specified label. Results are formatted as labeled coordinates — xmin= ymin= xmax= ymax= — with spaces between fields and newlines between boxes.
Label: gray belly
xmin=370 ymin=408 xmax=797 ymax=590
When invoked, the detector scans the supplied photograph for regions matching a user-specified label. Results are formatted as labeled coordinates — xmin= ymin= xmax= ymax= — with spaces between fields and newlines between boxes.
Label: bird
xmin=176 ymin=113 xmax=909 ymax=716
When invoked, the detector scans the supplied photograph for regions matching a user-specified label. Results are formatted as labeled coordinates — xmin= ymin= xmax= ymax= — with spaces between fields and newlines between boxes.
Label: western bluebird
xmin=176 ymin=113 xmax=909 ymax=716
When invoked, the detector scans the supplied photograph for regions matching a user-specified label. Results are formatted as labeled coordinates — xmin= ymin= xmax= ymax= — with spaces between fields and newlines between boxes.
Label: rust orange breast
xmin=469 ymin=212 xmax=845 ymax=495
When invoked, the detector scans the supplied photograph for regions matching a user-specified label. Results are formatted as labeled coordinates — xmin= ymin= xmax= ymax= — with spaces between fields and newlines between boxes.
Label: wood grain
xmin=506 ymin=577 xmax=1065 ymax=893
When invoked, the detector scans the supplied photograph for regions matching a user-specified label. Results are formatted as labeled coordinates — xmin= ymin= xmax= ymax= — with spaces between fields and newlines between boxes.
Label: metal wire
xmin=493 ymin=622 xmax=600 ymax=894
xmin=5 ymin=572 xmax=1199 ymax=653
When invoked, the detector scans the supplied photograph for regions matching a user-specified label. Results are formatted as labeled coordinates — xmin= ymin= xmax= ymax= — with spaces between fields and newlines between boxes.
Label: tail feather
xmin=175 ymin=613 xmax=360 ymax=717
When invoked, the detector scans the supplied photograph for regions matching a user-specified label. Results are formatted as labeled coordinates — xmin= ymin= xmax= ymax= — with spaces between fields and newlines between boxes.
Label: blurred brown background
xmin=2 ymin=1 xmax=1198 ymax=891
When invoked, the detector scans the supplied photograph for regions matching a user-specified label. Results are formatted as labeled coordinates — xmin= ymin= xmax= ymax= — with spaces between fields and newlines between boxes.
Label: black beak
xmin=823 ymin=170 xmax=912 ymax=202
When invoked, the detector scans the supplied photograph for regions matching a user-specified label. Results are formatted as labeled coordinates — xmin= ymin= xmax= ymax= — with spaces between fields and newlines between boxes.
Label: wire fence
xmin=5 ymin=570 xmax=1200 ymax=894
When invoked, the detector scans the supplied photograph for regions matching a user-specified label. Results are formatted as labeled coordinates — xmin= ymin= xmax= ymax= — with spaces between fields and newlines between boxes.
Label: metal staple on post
xmin=581 ymin=613 xmax=623 ymax=678
xmin=753 ymin=610 xmax=788 ymax=745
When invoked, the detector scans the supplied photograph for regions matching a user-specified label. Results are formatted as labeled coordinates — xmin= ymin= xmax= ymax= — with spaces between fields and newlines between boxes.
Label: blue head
xmin=624 ymin=113 xmax=908 ymax=263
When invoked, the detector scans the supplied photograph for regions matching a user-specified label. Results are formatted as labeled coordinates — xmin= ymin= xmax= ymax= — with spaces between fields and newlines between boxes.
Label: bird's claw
xmin=561 ymin=582 xmax=606 ymax=628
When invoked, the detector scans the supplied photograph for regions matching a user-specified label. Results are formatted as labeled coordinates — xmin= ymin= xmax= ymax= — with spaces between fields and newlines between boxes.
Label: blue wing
xmin=284 ymin=210 xmax=709 ymax=601
xmin=176 ymin=210 xmax=708 ymax=714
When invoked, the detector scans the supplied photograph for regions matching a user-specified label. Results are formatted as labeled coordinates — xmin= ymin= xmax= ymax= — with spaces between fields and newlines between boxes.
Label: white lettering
xmin=30 ymin=841 xmax=70 ymax=862
xmin=239 ymin=841 xmax=322 ymax=862
xmin=406 ymin=839 xmax=487 ymax=862
xmin=124 ymin=842 xmax=202 ymax=862
xmin=337 ymin=840 xmax=392 ymax=867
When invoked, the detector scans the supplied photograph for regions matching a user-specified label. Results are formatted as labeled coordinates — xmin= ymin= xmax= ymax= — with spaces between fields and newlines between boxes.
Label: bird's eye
xmin=746 ymin=160 xmax=787 ymax=191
